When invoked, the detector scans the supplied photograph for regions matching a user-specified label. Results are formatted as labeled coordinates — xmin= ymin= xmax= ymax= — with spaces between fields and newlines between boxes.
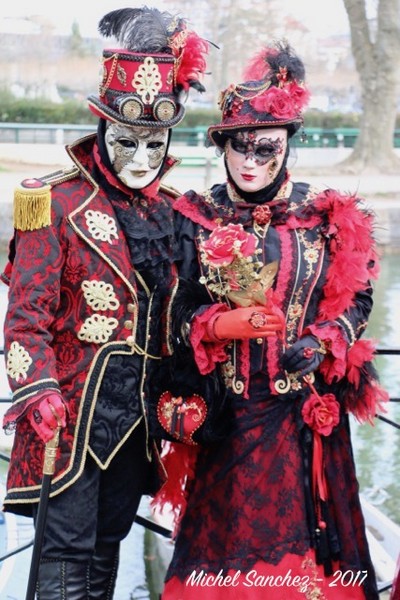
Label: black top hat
xmin=88 ymin=7 xmax=209 ymax=128
xmin=208 ymin=41 xmax=310 ymax=148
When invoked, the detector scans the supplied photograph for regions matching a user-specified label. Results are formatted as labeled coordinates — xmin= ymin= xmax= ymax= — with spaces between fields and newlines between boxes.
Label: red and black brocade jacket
xmin=1 ymin=134 xmax=178 ymax=510
xmin=172 ymin=177 xmax=388 ymax=420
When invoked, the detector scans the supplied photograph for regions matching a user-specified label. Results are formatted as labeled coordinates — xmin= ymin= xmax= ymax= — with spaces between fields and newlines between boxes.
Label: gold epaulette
xmin=13 ymin=166 xmax=79 ymax=231
xmin=160 ymin=183 xmax=182 ymax=199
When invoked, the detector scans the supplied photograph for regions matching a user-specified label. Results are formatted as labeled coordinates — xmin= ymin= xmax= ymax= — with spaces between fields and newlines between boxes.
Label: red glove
xmin=206 ymin=306 xmax=283 ymax=341
xmin=27 ymin=392 xmax=66 ymax=443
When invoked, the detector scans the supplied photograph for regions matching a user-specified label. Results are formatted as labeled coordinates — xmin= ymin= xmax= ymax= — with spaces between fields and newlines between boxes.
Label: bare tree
xmin=341 ymin=0 xmax=400 ymax=173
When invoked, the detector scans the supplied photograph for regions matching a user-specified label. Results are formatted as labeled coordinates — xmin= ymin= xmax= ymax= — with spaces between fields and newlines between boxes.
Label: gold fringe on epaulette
xmin=13 ymin=184 xmax=52 ymax=231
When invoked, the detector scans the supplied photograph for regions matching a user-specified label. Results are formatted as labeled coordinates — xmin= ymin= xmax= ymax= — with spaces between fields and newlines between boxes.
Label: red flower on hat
xmin=231 ymin=97 xmax=244 ymax=116
xmin=302 ymin=392 xmax=340 ymax=436
xmin=287 ymin=81 xmax=310 ymax=112
xmin=251 ymin=86 xmax=296 ymax=120
xmin=250 ymin=80 xmax=309 ymax=121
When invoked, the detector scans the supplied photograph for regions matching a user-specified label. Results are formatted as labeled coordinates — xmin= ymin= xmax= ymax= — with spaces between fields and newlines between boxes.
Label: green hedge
xmin=0 ymin=90 xmax=97 ymax=125
xmin=179 ymin=108 xmax=364 ymax=129
xmin=303 ymin=110 xmax=360 ymax=128
xmin=0 ymin=93 xmax=220 ymax=127
xmin=1 ymin=91 xmax=399 ymax=129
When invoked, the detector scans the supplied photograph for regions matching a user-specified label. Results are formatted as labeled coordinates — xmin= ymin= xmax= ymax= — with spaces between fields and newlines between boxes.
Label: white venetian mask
xmin=105 ymin=123 xmax=169 ymax=189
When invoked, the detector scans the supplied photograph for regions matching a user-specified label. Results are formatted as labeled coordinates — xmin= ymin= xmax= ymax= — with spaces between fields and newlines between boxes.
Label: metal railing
xmin=2 ymin=123 xmax=400 ymax=148
xmin=0 ymin=124 xmax=205 ymax=146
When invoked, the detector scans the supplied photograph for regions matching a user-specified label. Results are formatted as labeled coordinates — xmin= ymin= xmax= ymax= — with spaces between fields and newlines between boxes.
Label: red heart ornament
xmin=157 ymin=391 xmax=208 ymax=445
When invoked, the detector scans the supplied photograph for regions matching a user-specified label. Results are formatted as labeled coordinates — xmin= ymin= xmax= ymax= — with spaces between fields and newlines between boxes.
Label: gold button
xmin=126 ymin=336 xmax=135 ymax=346
xmin=124 ymin=320 xmax=134 ymax=329
xmin=256 ymin=338 xmax=263 ymax=344
xmin=127 ymin=303 xmax=135 ymax=313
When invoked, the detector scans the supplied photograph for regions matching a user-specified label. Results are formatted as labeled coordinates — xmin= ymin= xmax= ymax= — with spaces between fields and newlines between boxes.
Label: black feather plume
xmin=243 ymin=40 xmax=306 ymax=85
xmin=98 ymin=7 xmax=177 ymax=54
xmin=267 ymin=41 xmax=305 ymax=85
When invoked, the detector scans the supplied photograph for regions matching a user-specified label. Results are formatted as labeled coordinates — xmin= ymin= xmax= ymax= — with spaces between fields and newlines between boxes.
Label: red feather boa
xmin=315 ymin=190 xmax=380 ymax=320
xmin=311 ymin=190 xmax=388 ymax=420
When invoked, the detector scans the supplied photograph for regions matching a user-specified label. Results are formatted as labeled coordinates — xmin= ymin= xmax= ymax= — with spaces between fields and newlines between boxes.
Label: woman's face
xmin=225 ymin=127 xmax=288 ymax=193
xmin=105 ymin=123 xmax=169 ymax=189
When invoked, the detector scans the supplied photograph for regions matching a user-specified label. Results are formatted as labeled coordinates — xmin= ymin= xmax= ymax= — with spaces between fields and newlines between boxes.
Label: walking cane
xmin=25 ymin=425 xmax=61 ymax=600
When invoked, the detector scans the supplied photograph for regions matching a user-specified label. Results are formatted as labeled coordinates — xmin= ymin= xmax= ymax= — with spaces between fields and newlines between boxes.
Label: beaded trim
xmin=336 ymin=315 xmax=356 ymax=346
xmin=232 ymin=80 xmax=271 ymax=100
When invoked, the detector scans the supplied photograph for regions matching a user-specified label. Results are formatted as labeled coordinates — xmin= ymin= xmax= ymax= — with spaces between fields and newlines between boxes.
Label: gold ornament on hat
xmin=119 ymin=97 xmax=144 ymax=120
xmin=154 ymin=98 xmax=176 ymax=122
xmin=99 ymin=53 xmax=119 ymax=96
xmin=133 ymin=57 xmax=162 ymax=105
xmin=117 ymin=64 xmax=127 ymax=87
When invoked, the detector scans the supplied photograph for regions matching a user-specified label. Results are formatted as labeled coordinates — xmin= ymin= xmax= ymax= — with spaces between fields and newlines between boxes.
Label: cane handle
xmin=43 ymin=426 xmax=61 ymax=476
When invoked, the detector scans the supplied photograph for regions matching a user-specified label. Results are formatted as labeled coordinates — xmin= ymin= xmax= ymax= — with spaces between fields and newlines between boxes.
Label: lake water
xmin=351 ymin=252 xmax=400 ymax=525
xmin=0 ymin=251 xmax=399 ymax=599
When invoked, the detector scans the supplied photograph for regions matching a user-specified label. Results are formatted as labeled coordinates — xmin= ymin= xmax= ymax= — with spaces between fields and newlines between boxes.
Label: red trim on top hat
xmin=101 ymin=50 xmax=175 ymax=98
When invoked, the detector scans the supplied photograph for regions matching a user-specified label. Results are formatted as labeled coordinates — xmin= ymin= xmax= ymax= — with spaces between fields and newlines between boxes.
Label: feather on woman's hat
xmin=88 ymin=7 xmax=209 ymax=128
xmin=208 ymin=41 xmax=310 ymax=148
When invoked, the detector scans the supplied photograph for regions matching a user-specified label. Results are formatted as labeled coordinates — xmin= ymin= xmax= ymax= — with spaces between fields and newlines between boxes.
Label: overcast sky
xmin=1 ymin=0 xmax=350 ymax=38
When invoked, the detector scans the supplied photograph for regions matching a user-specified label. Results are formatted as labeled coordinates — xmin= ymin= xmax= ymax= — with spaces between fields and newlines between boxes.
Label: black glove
xmin=281 ymin=335 xmax=327 ymax=376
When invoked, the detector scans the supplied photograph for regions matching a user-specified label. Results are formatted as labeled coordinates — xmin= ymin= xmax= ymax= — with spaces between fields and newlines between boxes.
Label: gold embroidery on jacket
xmin=285 ymin=229 xmax=323 ymax=345
xmin=85 ymin=210 xmax=118 ymax=244
xmin=81 ymin=280 xmax=120 ymax=311
xmin=6 ymin=341 xmax=33 ymax=381
xmin=77 ymin=315 xmax=119 ymax=344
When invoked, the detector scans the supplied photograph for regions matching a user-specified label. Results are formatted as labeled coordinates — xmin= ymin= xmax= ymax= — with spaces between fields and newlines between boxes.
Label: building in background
xmin=0 ymin=5 xmax=361 ymax=113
